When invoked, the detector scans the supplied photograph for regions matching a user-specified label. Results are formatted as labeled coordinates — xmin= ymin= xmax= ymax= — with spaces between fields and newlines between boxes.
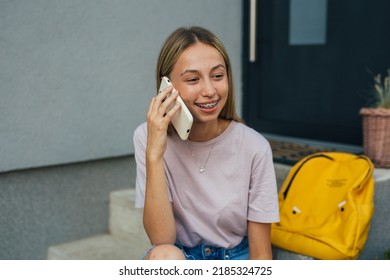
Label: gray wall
xmin=0 ymin=0 xmax=243 ymax=259
xmin=0 ymin=0 xmax=242 ymax=173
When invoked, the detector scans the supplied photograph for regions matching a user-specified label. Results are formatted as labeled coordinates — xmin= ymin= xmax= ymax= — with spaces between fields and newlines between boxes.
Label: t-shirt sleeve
xmin=133 ymin=123 xmax=147 ymax=208
xmin=247 ymin=142 xmax=280 ymax=223
xmin=133 ymin=123 xmax=173 ymax=208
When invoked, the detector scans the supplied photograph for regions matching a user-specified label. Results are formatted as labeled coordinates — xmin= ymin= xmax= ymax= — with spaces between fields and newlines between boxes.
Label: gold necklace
xmin=185 ymin=123 xmax=221 ymax=173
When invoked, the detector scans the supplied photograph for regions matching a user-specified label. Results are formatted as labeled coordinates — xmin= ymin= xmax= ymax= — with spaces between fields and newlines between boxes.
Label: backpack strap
xmin=353 ymin=155 xmax=374 ymax=189
xmin=282 ymin=153 xmax=334 ymax=199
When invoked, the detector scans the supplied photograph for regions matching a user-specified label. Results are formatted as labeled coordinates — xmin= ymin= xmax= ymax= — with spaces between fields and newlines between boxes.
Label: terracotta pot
xmin=359 ymin=108 xmax=390 ymax=168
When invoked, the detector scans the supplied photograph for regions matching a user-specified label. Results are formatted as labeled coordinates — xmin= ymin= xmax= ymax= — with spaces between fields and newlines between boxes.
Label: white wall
xmin=0 ymin=0 xmax=243 ymax=172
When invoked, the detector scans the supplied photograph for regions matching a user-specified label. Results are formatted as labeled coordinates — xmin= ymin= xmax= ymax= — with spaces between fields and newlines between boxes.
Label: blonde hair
xmin=156 ymin=26 xmax=242 ymax=122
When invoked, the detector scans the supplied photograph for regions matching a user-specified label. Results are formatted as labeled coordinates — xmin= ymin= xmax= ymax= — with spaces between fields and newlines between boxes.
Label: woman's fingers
xmin=158 ymin=88 xmax=179 ymax=117
xmin=147 ymin=87 xmax=182 ymax=136
xmin=151 ymin=86 xmax=173 ymax=115
xmin=148 ymin=86 xmax=179 ymax=120
xmin=164 ymin=101 xmax=181 ymax=120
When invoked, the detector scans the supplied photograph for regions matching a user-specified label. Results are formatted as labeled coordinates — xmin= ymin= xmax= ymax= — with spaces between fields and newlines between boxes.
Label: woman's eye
xmin=213 ymin=73 xmax=224 ymax=79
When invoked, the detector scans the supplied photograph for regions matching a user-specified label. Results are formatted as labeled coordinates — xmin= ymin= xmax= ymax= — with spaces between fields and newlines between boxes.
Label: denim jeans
xmin=174 ymin=237 xmax=249 ymax=260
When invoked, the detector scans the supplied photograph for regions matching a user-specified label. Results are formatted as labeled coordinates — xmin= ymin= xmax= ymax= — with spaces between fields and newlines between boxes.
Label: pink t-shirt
xmin=134 ymin=121 xmax=279 ymax=249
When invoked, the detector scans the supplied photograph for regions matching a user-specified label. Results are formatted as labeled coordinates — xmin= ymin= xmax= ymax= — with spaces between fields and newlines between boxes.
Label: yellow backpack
xmin=271 ymin=152 xmax=375 ymax=259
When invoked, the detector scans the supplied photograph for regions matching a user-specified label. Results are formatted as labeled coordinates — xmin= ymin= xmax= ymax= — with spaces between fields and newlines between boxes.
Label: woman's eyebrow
xmin=180 ymin=69 xmax=198 ymax=76
xmin=180 ymin=64 xmax=226 ymax=76
xmin=211 ymin=64 xmax=226 ymax=71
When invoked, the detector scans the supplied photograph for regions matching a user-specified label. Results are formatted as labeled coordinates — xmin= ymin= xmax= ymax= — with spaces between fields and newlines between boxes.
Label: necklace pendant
xmin=199 ymin=167 xmax=206 ymax=173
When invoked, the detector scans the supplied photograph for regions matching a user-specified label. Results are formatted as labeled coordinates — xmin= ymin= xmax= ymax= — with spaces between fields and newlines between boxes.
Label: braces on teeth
xmin=198 ymin=102 xmax=217 ymax=109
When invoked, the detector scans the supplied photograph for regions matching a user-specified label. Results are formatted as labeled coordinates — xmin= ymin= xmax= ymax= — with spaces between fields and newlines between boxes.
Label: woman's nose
xmin=201 ymin=79 xmax=216 ymax=97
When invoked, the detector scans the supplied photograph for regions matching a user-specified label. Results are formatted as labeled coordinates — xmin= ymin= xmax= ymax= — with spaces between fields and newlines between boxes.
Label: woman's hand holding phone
xmin=158 ymin=77 xmax=193 ymax=141
xmin=146 ymin=83 xmax=181 ymax=161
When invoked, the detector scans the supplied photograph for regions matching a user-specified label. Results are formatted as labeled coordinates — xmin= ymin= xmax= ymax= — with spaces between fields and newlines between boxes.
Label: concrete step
xmin=47 ymin=188 xmax=150 ymax=260
xmin=109 ymin=189 xmax=148 ymax=242
xmin=273 ymin=248 xmax=315 ymax=260
xmin=47 ymin=234 xmax=146 ymax=260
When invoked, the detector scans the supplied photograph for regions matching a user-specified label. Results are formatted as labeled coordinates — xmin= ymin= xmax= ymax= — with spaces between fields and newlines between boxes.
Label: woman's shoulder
xmin=230 ymin=121 xmax=270 ymax=146
xmin=133 ymin=122 xmax=148 ymax=146
xmin=225 ymin=121 xmax=271 ymax=159
xmin=134 ymin=122 xmax=147 ymax=135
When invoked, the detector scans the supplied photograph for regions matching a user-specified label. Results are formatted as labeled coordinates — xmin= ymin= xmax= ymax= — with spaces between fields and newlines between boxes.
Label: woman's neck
xmin=188 ymin=118 xmax=229 ymax=142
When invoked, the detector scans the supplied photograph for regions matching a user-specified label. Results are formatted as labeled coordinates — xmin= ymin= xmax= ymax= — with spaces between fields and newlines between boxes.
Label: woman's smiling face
xmin=169 ymin=42 xmax=229 ymax=124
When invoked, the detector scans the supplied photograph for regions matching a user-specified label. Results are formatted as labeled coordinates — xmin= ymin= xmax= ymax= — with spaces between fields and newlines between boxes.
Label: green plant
xmin=369 ymin=69 xmax=390 ymax=109
xmin=384 ymin=248 xmax=390 ymax=260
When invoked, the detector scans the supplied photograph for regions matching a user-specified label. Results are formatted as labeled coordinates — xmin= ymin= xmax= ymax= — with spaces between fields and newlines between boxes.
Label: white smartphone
xmin=159 ymin=76 xmax=193 ymax=140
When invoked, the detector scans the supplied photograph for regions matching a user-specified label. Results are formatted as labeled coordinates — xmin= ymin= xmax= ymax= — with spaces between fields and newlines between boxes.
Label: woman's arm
xmin=247 ymin=221 xmax=273 ymax=260
xmin=143 ymin=156 xmax=176 ymax=245
xmin=143 ymin=87 xmax=180 ymax=245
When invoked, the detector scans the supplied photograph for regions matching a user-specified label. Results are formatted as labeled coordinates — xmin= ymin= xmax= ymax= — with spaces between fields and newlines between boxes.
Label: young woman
xmin=134 ymin=26 xmax=279 ymax=260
